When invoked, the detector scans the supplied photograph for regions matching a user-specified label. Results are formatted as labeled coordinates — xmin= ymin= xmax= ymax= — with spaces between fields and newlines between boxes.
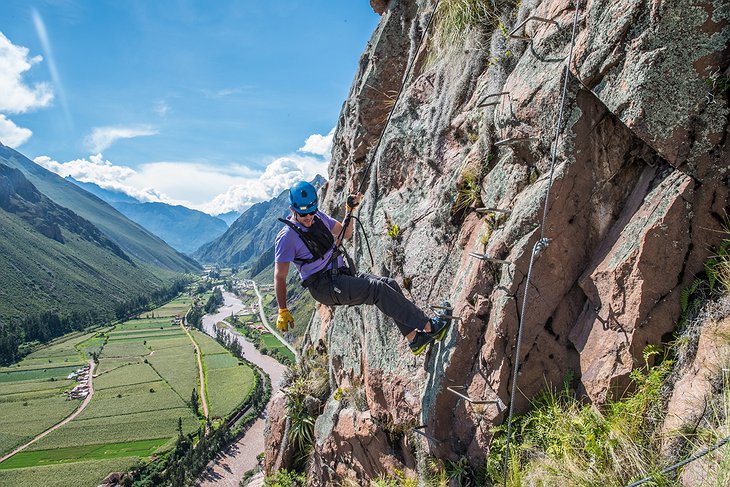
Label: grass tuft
xmin=429 ymin=0 xmax=515 ymax=62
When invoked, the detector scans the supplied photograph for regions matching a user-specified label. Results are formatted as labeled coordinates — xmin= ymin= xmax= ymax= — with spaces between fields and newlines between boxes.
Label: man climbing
xmin=274 ymin=180 xmax=449 ymax=356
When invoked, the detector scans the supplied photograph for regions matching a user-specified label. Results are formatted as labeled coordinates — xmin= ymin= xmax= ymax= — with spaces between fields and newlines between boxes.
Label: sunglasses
xmin=295 ymin=209 xmax=317 ymax=217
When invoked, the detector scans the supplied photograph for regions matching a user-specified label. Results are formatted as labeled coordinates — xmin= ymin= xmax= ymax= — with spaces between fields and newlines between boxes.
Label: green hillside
xmin=194 ymin=175 xmax=325 ymax=271
xmin=0 ymin=145 xmax=200 ymax=274
xmin=0 ymin=163 xmax=178 ymax=322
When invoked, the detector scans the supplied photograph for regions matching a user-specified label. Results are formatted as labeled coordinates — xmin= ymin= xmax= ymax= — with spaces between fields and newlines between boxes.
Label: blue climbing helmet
xmin=289 ymin=181 xmax=318 ymax=214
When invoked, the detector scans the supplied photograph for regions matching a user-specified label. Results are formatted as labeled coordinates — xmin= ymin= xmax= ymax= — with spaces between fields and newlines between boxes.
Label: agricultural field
xmin=0 ymin=331 xmax=91 ymax=457
xmin=232 ymin=314 xmax=296 ymax=363
xmin=0 ymin=293 xmax=258 ymax=486
xmin=261 ymin=334 xmax=296 ymax=362
xmin=190 ymin=330 xmax=256 ymax=419
xmin=0 ymin=457 xmax=139 ymax=487
xmin=154 ymin=295 xmax=195 ymax=318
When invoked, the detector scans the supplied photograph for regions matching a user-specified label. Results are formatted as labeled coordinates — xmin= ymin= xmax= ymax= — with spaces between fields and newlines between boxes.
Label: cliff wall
xmin=266 ymin=0 xmax=728 ymax=483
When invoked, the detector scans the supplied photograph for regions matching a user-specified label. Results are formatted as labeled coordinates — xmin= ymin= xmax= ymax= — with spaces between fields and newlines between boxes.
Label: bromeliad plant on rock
xmin=281 ymin=347 xmax=330 ymax=469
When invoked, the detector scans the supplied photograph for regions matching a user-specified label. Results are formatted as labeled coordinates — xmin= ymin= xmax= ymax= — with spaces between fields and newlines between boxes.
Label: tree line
xmin=0 ymin=278 xmax=191 ymax=366
xmin=185 ymin=286 xmax=224 ymax=332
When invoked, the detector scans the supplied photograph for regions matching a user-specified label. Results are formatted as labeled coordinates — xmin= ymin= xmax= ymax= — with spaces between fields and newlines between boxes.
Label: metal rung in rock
xmin=508 ymin=16 xmax=559 ymax=41
xmin=475 ymin=207 xmax=511 ymax=215
xmin=469 ymin=252 xmax=511 ymax=265
xmin=429 ymin=307 xmax=461 ymax=322
xmin=477 ymin=91 xmax=510 ymax=107
xmin=428 ymin=303 xmax=462 ymax=322
xmin=495 ymin=136 xmax=539 ymax=146
xmin=447 ymin=386 xmax=500 ymax=405
xmin=413 ymin=425 xmax=441 ymax=443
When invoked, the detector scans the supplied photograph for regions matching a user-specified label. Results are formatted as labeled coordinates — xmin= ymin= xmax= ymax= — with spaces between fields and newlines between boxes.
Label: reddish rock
xmin=309 ymin=406 xmax=416 ymax=486
xmin=265 ymin=0 xmax=729 ymax=482
xmin=663 ymin=316 xmax=730 ymax=445
xmin=370 ymin=0 xmax=388 ymax=15
xmin=263 ymin=391 xmax=293 ymax=474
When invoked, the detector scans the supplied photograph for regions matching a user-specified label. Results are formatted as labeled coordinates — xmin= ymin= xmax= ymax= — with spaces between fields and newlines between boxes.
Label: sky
xmin=0 ymin=0 xmax=380 ymax=215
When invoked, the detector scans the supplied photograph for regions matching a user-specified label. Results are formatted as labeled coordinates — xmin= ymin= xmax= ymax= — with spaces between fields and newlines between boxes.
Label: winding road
xmin=196 ymin=289 xmax=287 ymax=486
xmin=247 ymin=280 xmax=298 ymax=360
xmin=0 ymin=360 xmax=96 ymax=464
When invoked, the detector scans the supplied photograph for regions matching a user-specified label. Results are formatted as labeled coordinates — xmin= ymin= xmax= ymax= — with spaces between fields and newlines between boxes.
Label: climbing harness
xmin=278 ymin=216 xmax=335 ymax=265
xmin=501 ymin=2 xmax=582 ymax=485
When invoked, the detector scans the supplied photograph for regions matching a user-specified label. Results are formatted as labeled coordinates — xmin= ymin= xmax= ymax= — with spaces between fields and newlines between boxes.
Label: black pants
xmin=306 ymin=269 xmax=429 ymax=337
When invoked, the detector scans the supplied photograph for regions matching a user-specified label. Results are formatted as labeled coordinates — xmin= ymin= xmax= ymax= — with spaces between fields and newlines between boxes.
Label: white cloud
xmin=32 ymin=128 xmax=330 ymax=216
xmin=0 ymin=32 xmax=54 ymax=114
xmin=32 ymin=151 xmax=326 ymax=215
xmin=202 ymin=86 xmax=250 ymax=99
xmin=34 ymin=153 xmax=166 ymax=203
xmin=84 ymin=125 xmax=159 ymax=152
xmin=298 ymin=127 xmax=335 ymax=157
xmin=0 ymin=114 xmax=33 ymax=148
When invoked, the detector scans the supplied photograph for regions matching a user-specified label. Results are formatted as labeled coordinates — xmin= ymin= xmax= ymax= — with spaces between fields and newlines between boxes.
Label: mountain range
xmin=0 ymin=145 xmax=200 ymax=273
xmin=194 ymin=175 xmax=326 ymax=276
xmin=0 ymin=156 xmax=192 ymax=323
xmin=66 ymin=177 xmax=229 ymax=255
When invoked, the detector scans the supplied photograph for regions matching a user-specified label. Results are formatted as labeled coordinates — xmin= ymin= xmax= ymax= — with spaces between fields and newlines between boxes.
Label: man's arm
xmin=331 ymin=217 xmax=355 ymax=241
xmin=274 ymin=261 xmax=290 ymax=309
xmin=331 ymin=193 xmax=362 ymax=241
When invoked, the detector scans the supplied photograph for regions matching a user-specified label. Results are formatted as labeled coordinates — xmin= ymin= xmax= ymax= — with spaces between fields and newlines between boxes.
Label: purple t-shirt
xmin=274 ymin=211 xmax=343 ymax=280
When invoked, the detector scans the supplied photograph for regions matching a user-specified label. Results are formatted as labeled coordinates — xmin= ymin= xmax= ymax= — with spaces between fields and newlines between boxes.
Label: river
xmin=196 ymin=289 xmax=287 ymax=486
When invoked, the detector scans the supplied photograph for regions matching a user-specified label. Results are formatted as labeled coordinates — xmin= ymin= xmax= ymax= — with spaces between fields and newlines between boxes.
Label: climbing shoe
xmin=408 ymin=332 xmax=434 ymax=356
xmin=427 ymin=301 xmax=452 ymax=342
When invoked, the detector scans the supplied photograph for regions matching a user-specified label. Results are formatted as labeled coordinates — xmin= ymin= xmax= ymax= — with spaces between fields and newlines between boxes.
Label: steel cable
xmin=355 ymin=0 xmax=443 ymax=195
xmin=502 ymin=1 xmax=582 ymax=484
xmin=624 ymin=435 xmax=730 ymax=487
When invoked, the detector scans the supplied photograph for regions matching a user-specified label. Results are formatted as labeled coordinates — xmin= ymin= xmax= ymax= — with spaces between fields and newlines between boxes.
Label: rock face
xmin=265 ymin=0 xmax=728 ymax=483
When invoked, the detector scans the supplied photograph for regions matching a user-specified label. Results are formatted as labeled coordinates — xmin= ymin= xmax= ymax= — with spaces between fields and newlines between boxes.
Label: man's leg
xmin=332 ymin=273 xmax=428 ymax=336
xmin=355 ymin=273 xmax=413 ymax=336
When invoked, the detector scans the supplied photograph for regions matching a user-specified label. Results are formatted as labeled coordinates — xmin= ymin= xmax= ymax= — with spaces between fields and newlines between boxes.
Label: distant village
xmin=64 ymin=364 xmax=91 ymax=400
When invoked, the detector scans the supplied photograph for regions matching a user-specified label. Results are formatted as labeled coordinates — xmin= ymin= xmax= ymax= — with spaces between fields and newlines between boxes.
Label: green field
xmin=206 ymin=366 xmax=256 ymax=418
xmin=0 ymin=293 xmax=258 ymax=486
xmin=0 ymin=457 xmax=140 ymax=487
xmin=0 ymin=438 xmax=168 ymax=469
xmin=190 ymin=330 xmax=256 ymax=419
xmin=0 ymin=365 xmax=83 ymax=383
xmin=261 ymin=334 xmax=296 ymax=362
xmin=0 ymin=331 xmax=91 ymax=457
xmin=154 ymin=296 xmax=194 ymax=317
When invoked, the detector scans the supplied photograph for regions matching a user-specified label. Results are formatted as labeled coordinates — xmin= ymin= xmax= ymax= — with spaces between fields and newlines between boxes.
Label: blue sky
xmin=0 ymin=1 xmax=380 ymax=214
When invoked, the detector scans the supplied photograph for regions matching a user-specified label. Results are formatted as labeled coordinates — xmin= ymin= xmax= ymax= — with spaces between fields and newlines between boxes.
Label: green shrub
xmin=264 ymin=469 xmax=306 ymax=486
xmin=484 ymin=356 xmax=673 ymax=486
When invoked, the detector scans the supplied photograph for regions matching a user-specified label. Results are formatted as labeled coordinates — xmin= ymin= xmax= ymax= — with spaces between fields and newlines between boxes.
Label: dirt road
xmin=0 ymin=360 xmax=96 ymax=464
xmin=182 ymin=321 xmax=210 ymax=419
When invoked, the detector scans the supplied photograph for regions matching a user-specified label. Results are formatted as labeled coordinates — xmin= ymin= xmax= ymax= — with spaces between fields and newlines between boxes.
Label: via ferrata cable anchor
xmin=475 ymin=207 xmax=511 ymax=215
xmin=508 ymin=16 xmax=560 ymax=42
xmin=468 ymin=252 xmax=512 ymax=265
xmin=447 ymin=385 xmax=502 ymax=408
xmin=428 ymin=303 xmax=461 ymax=323
xmin=534 ymin=237 xmax=551 ymax=256
xmin=477 ymin=91 xmax=510 ymax=107
xmin=412 ymin=425 xmax=441 ymax=444
xmin=495 ymin=136 xmax=539 ymax=146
